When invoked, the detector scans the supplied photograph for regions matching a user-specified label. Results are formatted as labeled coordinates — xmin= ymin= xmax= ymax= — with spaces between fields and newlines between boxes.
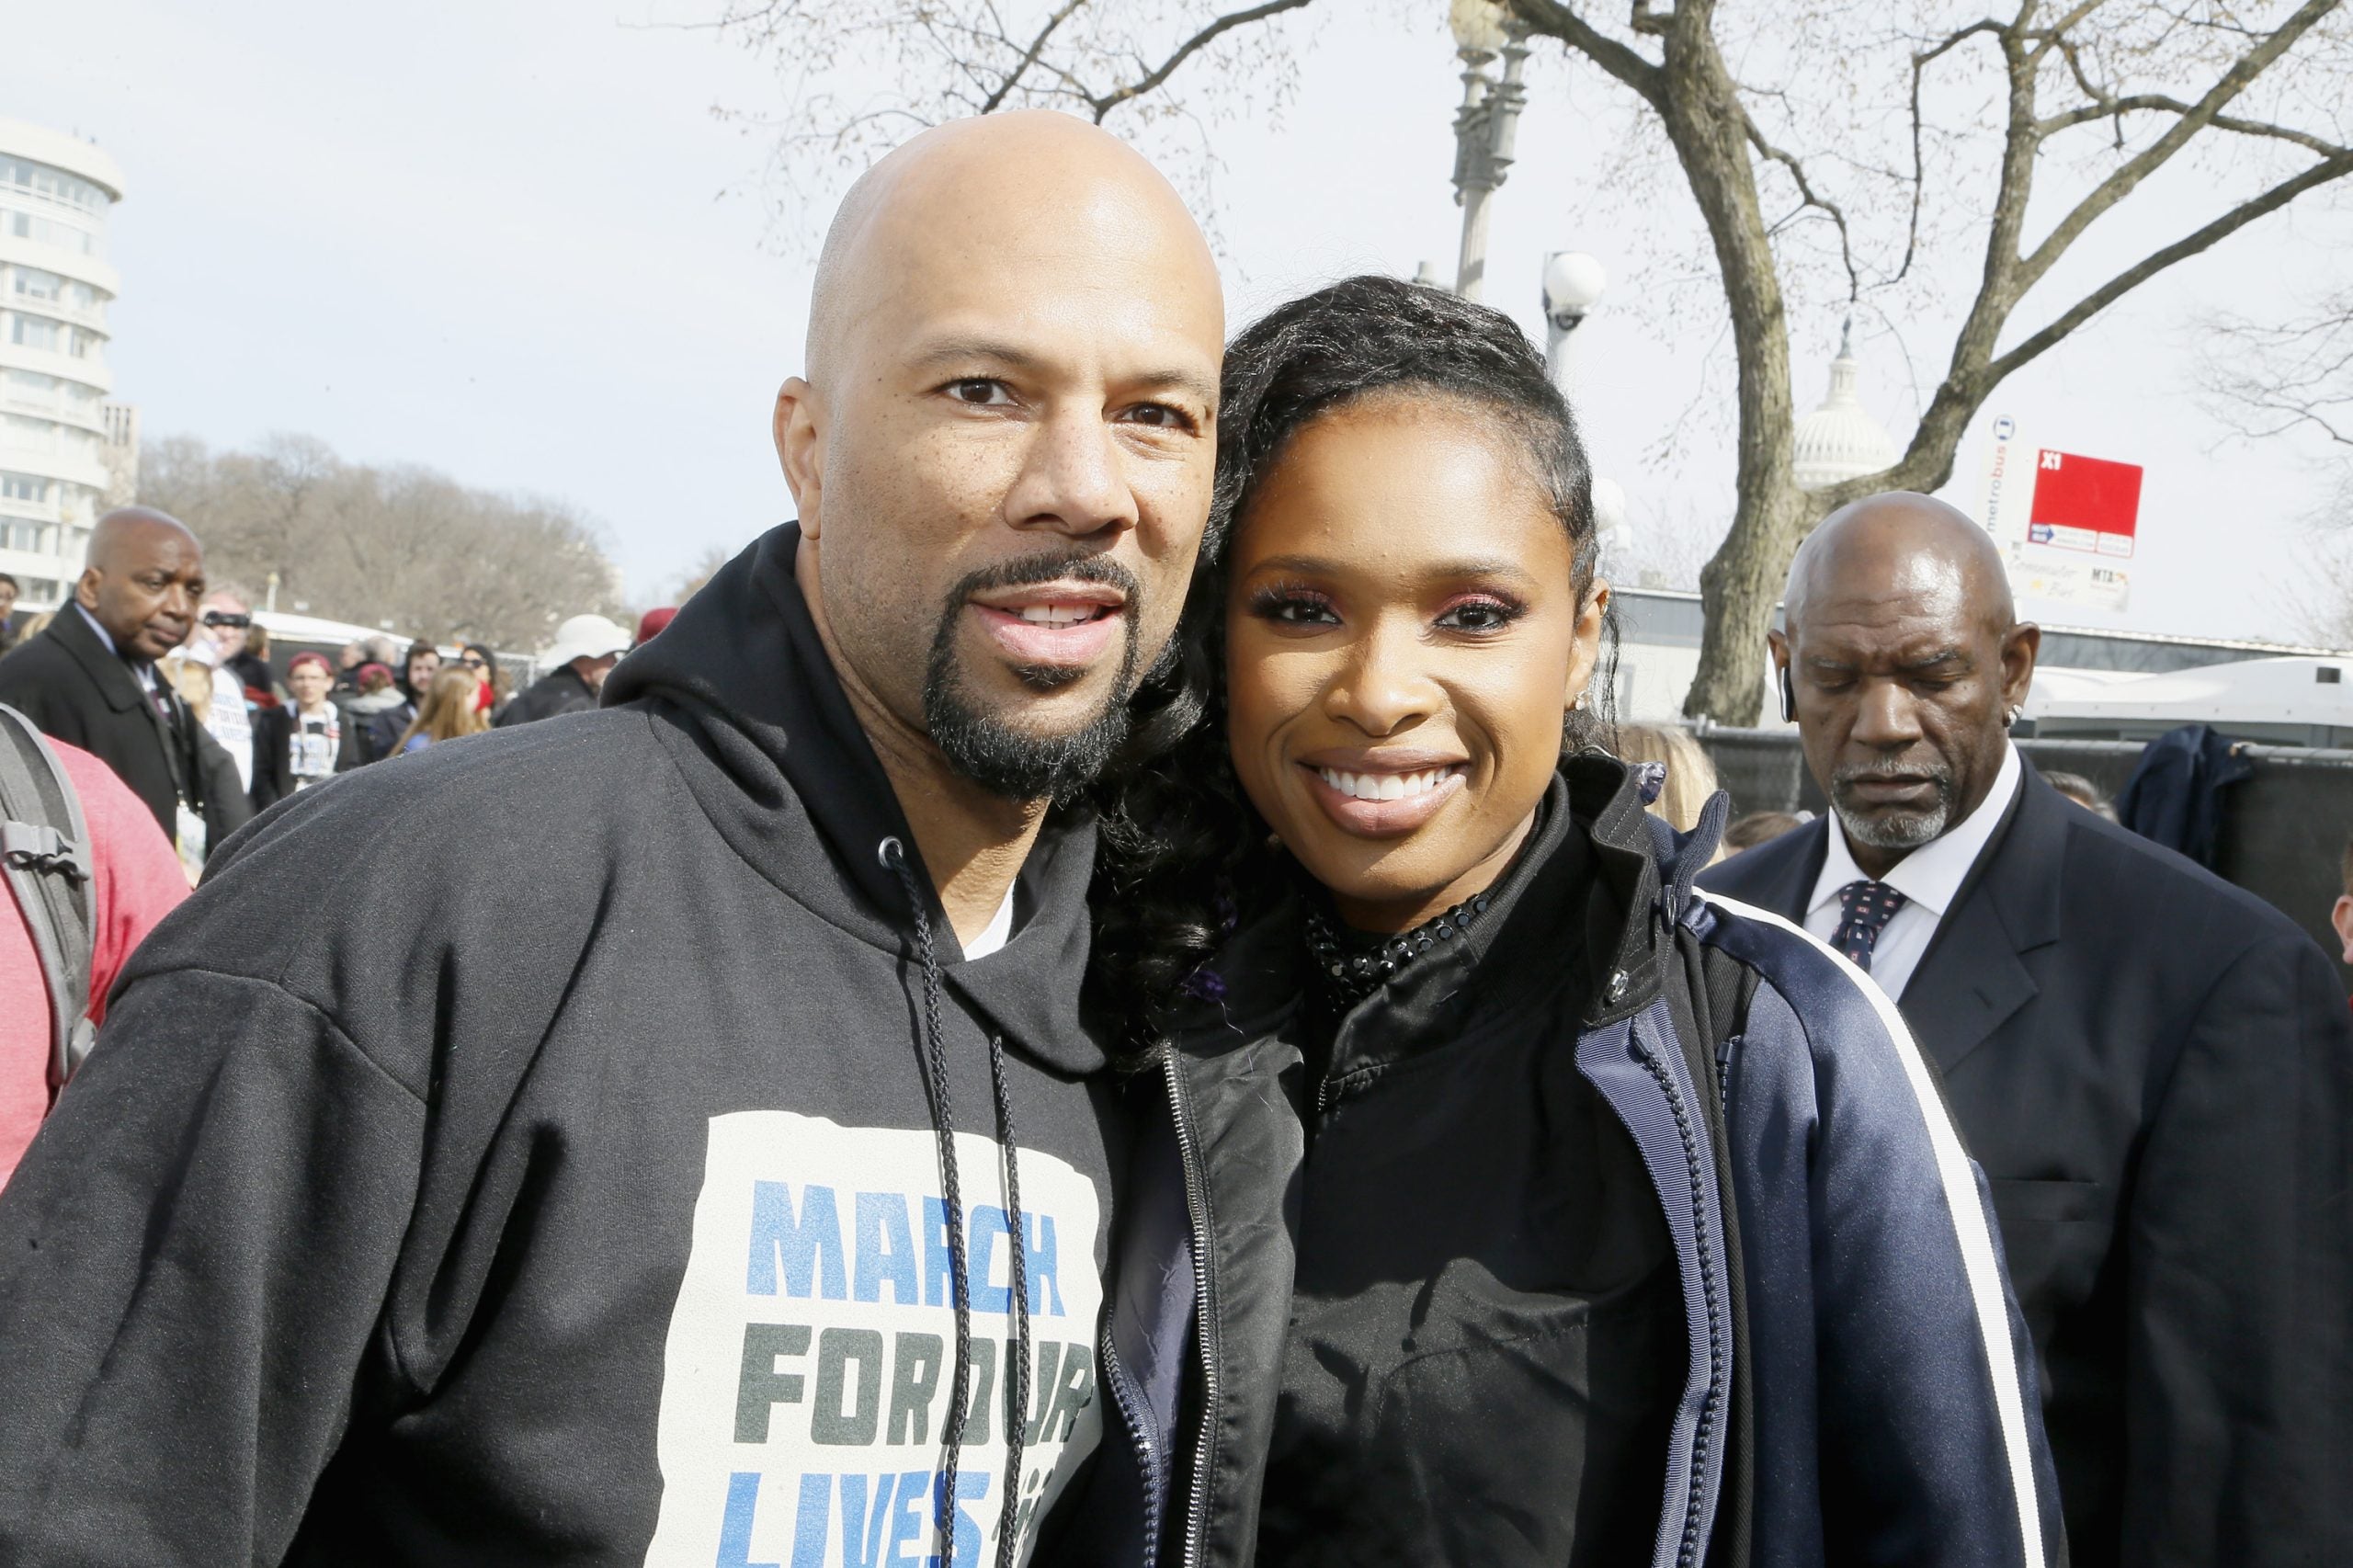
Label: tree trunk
xmin=1688 ymin=475 xmax=1804 ymax=721
xmin=1646 ymin=2 xmax=1802 ymax=724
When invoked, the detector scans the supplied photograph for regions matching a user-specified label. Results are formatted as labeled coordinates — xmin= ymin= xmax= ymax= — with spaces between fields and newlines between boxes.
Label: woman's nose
xmin=1324 ymin=617 xmax=1438 ymax=736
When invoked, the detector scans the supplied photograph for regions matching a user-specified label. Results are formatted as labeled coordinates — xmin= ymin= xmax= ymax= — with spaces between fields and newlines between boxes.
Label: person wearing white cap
xmin=492 ymin=612 xmax=631 ymax=729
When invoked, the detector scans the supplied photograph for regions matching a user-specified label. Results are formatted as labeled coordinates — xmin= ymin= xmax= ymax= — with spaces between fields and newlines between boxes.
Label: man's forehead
xmin=1795 ymin=581 xmax=1979 ymax=648
xmin=869 ymin=246 xmax=1218 ymax=374
xmin=113 ymin=528 xmax=200 ymax=570
xmin=823 ymin=129 xmax=1222 ymax=385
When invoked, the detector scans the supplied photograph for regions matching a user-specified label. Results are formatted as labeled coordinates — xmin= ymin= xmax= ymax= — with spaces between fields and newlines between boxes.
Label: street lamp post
xmin=1448 ymin=0 xmax=1529 ymax=301
xmin=1538 ymin=250 xmax=1627 ymax=562
xmin=1541 ymin=249 xmax=1607 ymax=392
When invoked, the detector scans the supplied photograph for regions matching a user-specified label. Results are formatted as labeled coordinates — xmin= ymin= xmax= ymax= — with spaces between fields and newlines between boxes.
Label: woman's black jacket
xmin=1068 ymin=756 xmax=2064 ymax=1568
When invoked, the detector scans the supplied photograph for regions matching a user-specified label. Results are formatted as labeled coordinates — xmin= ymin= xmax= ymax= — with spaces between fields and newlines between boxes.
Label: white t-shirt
xmin=288 ymin=706 xmax=342 ymax=787
xmin=1803 ymin=742 xmax=2022 ymax=999
xmin=962 ymin=885 xmax=1018 ymax=960
xmin=206 ymin=665 xmax=254 ymax=792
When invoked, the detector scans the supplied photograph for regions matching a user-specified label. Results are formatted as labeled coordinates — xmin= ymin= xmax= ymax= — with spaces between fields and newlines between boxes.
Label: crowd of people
xmin=0 ymin=111 xmax=2346 ymax=1568
xmin=0 ymin=557 xmax=658 ymax=828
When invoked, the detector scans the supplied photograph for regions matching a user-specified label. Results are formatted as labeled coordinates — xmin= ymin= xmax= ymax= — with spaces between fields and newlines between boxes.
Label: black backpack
xmin=0 ymin=703 xmax=97 ymax=1089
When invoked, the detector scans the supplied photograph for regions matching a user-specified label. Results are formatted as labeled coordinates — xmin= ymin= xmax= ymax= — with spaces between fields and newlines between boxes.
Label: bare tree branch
xmin=1991 ymin=149 xmax=2353 ymax=387
xmin=2038 ymin=93 xmax=2352 ymax=156
xmin=1745 ymin=112 xmax=1862 ymax=301
xmin=2014 ymin=0 xmax=2340 ymax=293
xmin=978 ymin=1 xmax=1091 ymax=112
xmin=1897 ymin=20 xmax=2008 ymax=288
xmin=1510 ymin=0 xmax=1667 ymax=106
xmin=1085 ymin=0 xmax=1315 ymax=120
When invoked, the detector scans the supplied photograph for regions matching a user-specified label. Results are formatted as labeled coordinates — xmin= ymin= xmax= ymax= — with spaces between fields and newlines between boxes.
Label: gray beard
xmin=1830 ymin=763 xmax=1956 ymax=851
xmin=1835 ymin=798 xmax=1952 ymax=851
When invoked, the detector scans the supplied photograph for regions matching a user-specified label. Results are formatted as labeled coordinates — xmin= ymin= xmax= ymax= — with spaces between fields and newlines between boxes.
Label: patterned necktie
xmin=1832 ymin=880 xmax=1909 ymax=971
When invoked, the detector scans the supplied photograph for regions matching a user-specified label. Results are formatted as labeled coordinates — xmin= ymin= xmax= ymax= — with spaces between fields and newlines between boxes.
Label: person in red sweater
xmin=0 ymin=738 xmax=187 ymax=1188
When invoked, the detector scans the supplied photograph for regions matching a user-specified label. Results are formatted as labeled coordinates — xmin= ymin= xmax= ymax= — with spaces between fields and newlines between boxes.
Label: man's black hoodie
xmin=0 ymin=523 xmax=1122 ymax=1567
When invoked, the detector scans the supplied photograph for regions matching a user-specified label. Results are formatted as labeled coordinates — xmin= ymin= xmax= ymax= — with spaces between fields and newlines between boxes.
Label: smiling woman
xmin=1224 ymin=392 xmax=1603 ymax=932
xmin=1078 ymin=276 xmax=2064 ymax=1568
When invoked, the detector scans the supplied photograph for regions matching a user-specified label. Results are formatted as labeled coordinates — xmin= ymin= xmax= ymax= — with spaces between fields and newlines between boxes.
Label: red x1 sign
xmin=2027 ymin=449 xmax=2143 ymax=558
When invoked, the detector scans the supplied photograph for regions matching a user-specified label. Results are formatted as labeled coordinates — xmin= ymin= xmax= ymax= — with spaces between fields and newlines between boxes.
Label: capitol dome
xmin=1792 ymin=320 xmax=1900 ymax=492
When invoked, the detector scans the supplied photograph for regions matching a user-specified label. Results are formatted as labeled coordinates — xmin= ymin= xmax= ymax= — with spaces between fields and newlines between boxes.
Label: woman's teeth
xmin=1317 ymin=767 xmax=1454 ymax=801
xmin=1015 ymin=604 xmax=1098 ymax=627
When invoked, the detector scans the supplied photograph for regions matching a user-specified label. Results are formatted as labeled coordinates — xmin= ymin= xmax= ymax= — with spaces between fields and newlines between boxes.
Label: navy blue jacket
xmin=1079 ymin=758 xmax=2063 ymax=1568
xmin=1707 ymin=760 xmax=2353 ymax=1567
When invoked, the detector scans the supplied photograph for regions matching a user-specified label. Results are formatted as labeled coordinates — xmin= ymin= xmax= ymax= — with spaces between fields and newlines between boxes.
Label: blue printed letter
xmin=747 ymin=1181 xmax=847 ymax=1301
xmin=718 ymin=1472 xmax=780 ymax=1568
xmin=854 ymin=1191 xmax=920 ymax=1306
xmin=885 ymin=1469 xmax=930 ymax=1568
xmin=923 ymin=1197 xmax=956 ymax=1308
xmin=789 ymin=1473 xmax=831 ymax=1568
xmin=936 ymin=1469 xmax=991 ymax=1568
xmin=839 ymin=1473 xmax=894 ymax=1568
xmin=968 ymin=1206 xmax=1011 ymax=1315
xmin=1021 ymin=1211 xmax=1063 ymax=1317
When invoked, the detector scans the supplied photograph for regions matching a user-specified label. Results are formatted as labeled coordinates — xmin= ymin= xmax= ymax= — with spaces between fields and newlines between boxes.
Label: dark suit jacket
xmin=0 ymin=608 xmax=199 ymax=838
xmin=493 ymin=665 xmax=596 ymax=729
xmin=1702 ymin=764 xmax=2353 ymax=1568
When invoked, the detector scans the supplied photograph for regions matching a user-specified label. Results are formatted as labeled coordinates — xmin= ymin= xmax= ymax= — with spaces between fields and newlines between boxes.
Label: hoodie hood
xmin=606 ymin=520 xmax=1108 ymax=1078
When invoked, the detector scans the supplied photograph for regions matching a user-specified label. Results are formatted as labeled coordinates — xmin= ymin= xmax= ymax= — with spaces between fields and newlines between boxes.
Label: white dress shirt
xmin=1804 ymin=742 xmax=2022 ymax=1000
xmin=75 ymin=601 xmax=164 ymax=700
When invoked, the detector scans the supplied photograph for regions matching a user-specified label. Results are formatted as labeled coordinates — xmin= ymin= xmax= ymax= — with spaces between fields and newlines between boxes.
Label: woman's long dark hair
xmin=1087 ymin=274 xmax=1608 ymax=1058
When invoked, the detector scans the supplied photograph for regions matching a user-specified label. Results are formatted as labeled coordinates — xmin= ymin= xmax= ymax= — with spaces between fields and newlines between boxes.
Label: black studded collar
xmin=1302 ymin=887 xmax=1498 ymax=1011
xmin=1300 ymin=779 xmax=1610 ymax=1090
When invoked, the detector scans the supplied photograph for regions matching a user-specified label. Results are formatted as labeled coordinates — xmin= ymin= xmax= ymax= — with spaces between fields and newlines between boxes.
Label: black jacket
xmin=1702 ymin=761 xmax=2353 ymax=1568
xmin=2112 ymin=723 xmax=2252 ymax=869
xmin=0 ymin=523 xmax=1125 ymax=1564
xmin=1078 ymin=762 xmax=2062 ymax=1568
xmin=0 ymin=606 xmax=249 ymax=852
xmin=364 ymin=699 xmax=416 ymax=762
xmin=494 ymin=664 xmax=597 ymax=729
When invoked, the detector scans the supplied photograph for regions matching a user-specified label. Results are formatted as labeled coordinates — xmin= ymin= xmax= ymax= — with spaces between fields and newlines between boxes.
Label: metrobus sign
xmin=1976 ymin=415 xmax=2141 ymax=611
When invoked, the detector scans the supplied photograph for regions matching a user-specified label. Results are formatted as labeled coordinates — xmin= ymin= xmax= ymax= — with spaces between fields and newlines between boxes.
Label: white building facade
xmin=0 ymin=119 xmax=126 ymax=613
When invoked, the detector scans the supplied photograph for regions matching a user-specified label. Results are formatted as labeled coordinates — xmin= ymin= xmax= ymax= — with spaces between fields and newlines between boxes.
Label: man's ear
xmin=2333 ymin=893 xmax=2353 ymax=965
xmin=73 ymin=566 xmax=100 ymax=612
xmin=1767 ymin=630 xmax=1795 ymax=723
xmin=774 ymin=378 xmax=824 ymax=538
xmin=2001 ymin=621 xmax=2041 ymax=711
xmin=1564 ymin=579 xmax=1611 ymax=710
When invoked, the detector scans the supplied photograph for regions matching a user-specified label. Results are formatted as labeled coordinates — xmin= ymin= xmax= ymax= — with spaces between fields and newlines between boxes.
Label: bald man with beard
xmin=1705 ymin=493 xmax=2353 ymax=1568
xmin=0 ymin=114 xmax=1224 ymax=1566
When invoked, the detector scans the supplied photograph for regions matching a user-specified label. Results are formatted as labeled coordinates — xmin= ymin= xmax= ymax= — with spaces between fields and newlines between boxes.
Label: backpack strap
xmin=0 ymin=704 xmax=97 ymax=1088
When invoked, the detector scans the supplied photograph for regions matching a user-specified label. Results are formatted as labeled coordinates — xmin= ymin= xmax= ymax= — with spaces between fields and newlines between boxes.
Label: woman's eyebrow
xmin=1425 ymin=556 xmax=1540 ymax=587
xmin=1240 ymin=552 xmax=1540 ymax=586
xmin=1240 ymin=552 xmax=1344 ymax=576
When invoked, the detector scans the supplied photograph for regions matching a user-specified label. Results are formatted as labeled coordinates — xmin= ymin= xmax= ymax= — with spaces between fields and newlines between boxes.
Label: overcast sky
xmin=9 ymin=0 xmax=2346 ymax=642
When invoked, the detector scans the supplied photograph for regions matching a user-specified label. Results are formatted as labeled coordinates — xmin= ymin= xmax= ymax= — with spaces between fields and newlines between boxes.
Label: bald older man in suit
xmin=1701 ymin=493 xmax=2351 ymax=1568
xmin=0 ymin=507 xmax=247 ymax=858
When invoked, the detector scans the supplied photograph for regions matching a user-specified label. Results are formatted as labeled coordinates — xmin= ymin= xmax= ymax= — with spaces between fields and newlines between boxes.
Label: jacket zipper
xmin=1097 ymin=1310 xmax=1164 ymax=1566
xmin=1160 ymin=1051 xmax=1220 ymax=1568
xmin=1630 ymin=1025 xmax=1726 ymax=1568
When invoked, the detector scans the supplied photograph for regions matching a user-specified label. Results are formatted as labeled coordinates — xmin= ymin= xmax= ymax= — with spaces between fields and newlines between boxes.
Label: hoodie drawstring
xmin=989 ymin=1029 xmax=1032 ymax=1568
xmin=880 ymin=836 xmax=1034 ymax=1568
